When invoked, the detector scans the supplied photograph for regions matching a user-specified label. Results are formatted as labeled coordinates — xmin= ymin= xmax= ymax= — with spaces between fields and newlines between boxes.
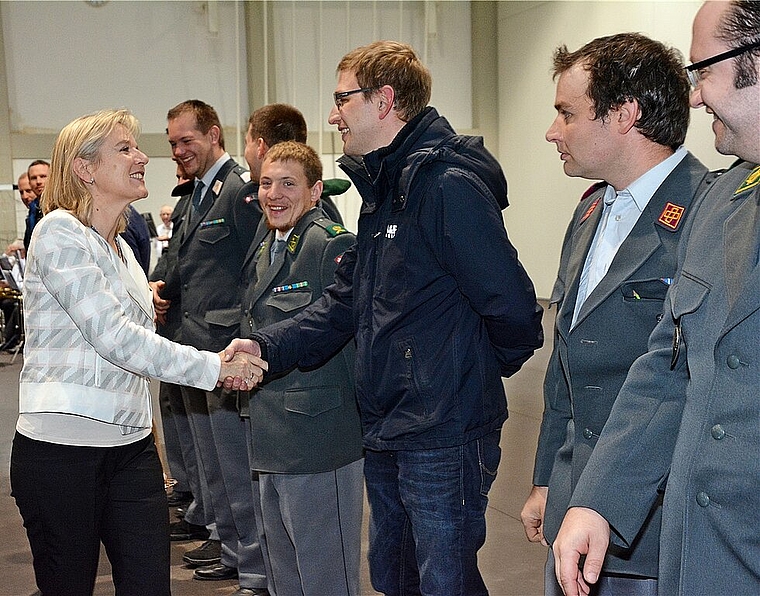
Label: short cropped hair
xmin=45 ymin=108 xmax=140 ymax=234
xmin=719 ymin=0 xmax=760 ymax=89
xmin=553 ymin=33 xmax=690 ymax=150
xmin=249 ymin=104 xmax=307 ymax=147
xmin=263 ymin=141 xmax=322 ymax=188
xmin=167 ymin=99 xmax=225 ymax=150
xmin=337 ymin=41 xmax=431 ymax=122
xmin=27 ymin=159 xmax=50 ymax=173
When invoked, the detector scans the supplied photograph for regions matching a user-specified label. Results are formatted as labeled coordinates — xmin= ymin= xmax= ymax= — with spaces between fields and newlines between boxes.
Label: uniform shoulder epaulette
xmin=232 ymin=165 xmax=251 ymax=183
xmin=313 ymin=216 xmax=350 ymax=237
xmin=735 ymin=165 xmax=760 ymax=196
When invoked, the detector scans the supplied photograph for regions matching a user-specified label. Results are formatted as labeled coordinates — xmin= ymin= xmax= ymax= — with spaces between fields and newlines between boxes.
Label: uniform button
xmin=582 ymin=428 xmax=593 ymax=440
xmin=404 ymin=348 xmax=412 ymax=359
xmin=184 ymin=311 xmax=189 ymax=318
xmin=727 ymin=354 xmax=741 ymax=369
xmin=710 ymin=424 xmax=726 ymax=440
xmin=696 ymin=492 xmax=710 ymax=507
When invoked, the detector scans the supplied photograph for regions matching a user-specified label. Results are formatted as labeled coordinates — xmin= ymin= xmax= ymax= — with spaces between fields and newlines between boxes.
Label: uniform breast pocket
xmin=265 ymin=290 xmax=313 ymax=313
xmin=285 ymin=386 xmax=342 ymax=417
xmin=197 ymin=225 xmax=231 ymax=245
xmin=620 ymin=278 xmax=671 ymax=302
xmin=205 ymin=307 xmax=242 ymax=329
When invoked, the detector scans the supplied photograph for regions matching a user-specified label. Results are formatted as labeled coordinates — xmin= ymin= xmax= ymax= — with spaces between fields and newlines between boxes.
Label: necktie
xmin=270 ymin=238 xmax=286 ymax=265
xmin=191 ymin=181 xmax=205 ymax=213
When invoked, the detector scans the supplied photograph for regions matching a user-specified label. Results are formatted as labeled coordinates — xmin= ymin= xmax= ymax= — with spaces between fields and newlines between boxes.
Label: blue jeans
xmin=364 ymin=430 xmax=501 ymax=596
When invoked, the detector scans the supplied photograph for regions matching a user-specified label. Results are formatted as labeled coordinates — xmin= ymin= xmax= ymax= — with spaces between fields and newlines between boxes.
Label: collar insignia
xmin=657 ymin=202 xmax=686 ymax=231
xmin=735 ymin=165 xmax=760 ymax=196
xmin=580 ymin=197 xmax=601 ymax=223
xmin=287 ymin=234 xmax=300 ymax=253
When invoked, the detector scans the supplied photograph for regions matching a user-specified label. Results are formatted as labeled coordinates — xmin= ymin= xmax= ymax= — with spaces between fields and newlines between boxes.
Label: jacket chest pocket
xmin=620 ymin=278 xmax=671 ymax=302
xmin=197 ymin=225 xmax=231 ymax=245
xmin=285 ymin=385 xmax=342 ymax=417
xmin=373 ymin=218 xmax=414 ymax=300
xmin=265 ymin=290 xmax=313 ymax=313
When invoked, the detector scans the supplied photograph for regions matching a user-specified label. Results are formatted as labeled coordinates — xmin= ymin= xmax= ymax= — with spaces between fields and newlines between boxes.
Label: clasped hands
xmin=216 ymin=338 xmax=267 ymax=391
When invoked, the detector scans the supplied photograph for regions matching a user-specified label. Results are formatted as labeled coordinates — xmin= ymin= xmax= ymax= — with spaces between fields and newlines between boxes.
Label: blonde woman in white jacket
xmin=10 ymin=109 xmax=265 ymax=596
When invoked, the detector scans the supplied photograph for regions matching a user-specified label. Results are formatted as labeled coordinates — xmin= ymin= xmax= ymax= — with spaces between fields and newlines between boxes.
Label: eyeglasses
xmin=685 ymin=40 xmax=760 ymax=88
xmin=333 ymin=87 xmax=377 ymax=108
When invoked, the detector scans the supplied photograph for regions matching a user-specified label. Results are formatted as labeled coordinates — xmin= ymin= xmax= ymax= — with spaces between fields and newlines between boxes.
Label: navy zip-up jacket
xmin=252 ymin=107 xmax=543 ymax=451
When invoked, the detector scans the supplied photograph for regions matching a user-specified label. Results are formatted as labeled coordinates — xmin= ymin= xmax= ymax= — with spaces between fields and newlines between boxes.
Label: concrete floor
xmin=0 ymin=302 xmax=553 ymax=596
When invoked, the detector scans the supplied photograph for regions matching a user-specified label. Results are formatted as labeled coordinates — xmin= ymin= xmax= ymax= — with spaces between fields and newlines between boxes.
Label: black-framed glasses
xmin=685 ymin=40 xmax=760 ymax=88
xmin=333 ymin=87 xmax=377 ymax=108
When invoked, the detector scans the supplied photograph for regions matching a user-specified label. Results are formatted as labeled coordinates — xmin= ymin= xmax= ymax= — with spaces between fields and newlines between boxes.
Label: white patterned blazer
xmin=20 ymin=210 xmax=220 ymax=433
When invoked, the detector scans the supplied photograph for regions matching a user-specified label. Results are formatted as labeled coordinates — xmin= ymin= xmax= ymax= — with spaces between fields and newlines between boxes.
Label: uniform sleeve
xmin=533 ymin=344 xmax=572 ymax=485
xmin=533 ymin=213 xmax=576 ymax=485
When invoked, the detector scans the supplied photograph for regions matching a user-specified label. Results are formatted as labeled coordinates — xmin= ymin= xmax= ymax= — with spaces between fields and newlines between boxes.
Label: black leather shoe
xmin=170 ymin=519 xmax=210 ymax=541
xmin=167 ymin=490 xmax=193 ymax=507
xmin=183 ymin=539 xmax=222 ymax=566
xmin=193 ymin=563 xmax=238 ymax=581
xmin=231 ymin=588 xmax=270 ymax=596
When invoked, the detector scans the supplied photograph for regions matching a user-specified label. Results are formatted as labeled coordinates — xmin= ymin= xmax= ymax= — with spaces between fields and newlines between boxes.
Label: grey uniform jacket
xmin=534 ymin=152 xmax=710 ymax=576
xmin=150 ymin=193 xmax=191 ymax=342
xmin=571 ymin=161 xmax=760 ymax=594
xmin=240 ymin=208 xmax=363 ymax=474
xmin=161 ymin=158 xmax=259 ymax=351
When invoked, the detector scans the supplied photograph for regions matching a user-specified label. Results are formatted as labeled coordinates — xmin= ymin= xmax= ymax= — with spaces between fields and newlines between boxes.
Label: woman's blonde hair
xmin=44 ymin=108 xmax=140 ymax=233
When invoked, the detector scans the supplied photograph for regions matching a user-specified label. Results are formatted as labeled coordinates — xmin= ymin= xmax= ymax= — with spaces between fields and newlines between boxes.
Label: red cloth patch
xmin=658 ymin=202 xmax=685 ymax=230
xmin=580 ymin=198 xmax=602 ymax=223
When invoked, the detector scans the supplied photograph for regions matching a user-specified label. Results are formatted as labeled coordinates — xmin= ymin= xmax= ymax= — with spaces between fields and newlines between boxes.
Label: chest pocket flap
xmin=197 ymin=225 xmax=231 ymax=245
xmin=620 ymin=278 xmax=671 ymax=302
xmin=265 ymin=290 xmax=313 ymax=313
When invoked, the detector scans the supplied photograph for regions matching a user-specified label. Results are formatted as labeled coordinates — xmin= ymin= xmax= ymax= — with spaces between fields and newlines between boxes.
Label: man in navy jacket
xmin=226 ymin=41 xmax=543 ymax=595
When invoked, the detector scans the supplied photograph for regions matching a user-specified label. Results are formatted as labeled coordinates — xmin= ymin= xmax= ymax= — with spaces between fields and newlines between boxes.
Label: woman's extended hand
xmin=217 ymin=350 xmax=268 ymax=390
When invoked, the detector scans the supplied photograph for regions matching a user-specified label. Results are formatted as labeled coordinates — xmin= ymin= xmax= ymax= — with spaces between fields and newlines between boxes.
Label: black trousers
xmin=0 ymin=297 xmax=21 ymax=345
xmin=10 ymin=432 xmax=170 ymax=596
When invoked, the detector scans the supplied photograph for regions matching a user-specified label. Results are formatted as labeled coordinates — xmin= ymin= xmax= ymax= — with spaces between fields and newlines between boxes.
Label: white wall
xmin=3 ymin=1 xmax=738 ymax=293
xmin=2 ymin=0 xmax=472 ymax=244
xmin=498 ymin=0 xmax=736 ymax=298
xmin=2 ymin=1 xmax=248 ymax=135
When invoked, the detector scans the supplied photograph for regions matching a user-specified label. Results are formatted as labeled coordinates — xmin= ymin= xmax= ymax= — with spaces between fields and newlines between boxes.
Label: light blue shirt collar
xmin=618 ymin=146 xmax=688 ymax=212
xmin=197 ymin=152 xmax=230 ymax=190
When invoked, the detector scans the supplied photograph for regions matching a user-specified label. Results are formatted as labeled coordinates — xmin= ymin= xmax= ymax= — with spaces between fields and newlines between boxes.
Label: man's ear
xmin=310 ymin=180 xmax=324 ymax=205
xmin=377 ymin=85 xmax=396 ymax=119
xmin=208 ymin=124 xmax=221 ymax=145
xmin=257 ymin=138 xmax=269 ymax=160
xmin=615 ymin=98 xmax=641 ymax=135
xmin=73 ymin=157 xmax=92 ymax=184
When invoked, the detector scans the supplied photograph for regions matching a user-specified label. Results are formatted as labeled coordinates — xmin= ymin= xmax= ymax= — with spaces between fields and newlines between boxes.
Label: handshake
xmin=216 ymin=339 xmax=267 ymax=391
